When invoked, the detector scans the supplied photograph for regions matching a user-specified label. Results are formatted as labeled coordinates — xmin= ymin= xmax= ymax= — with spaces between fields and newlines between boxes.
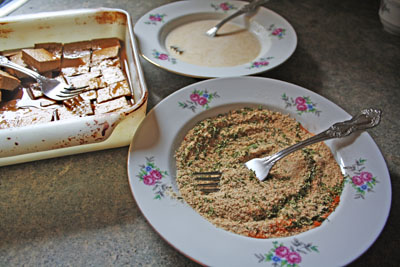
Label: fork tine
xmin=199 ymin=188 xmax=220 ymax=193
xmin=60 ymin=86 xmax=88 ymax=95
xmin=197 ymin=182 xmax=219 ymax=187
xmin=64 ymin=85 xmax=88 ymax=91
xmin=55 ymin=90 xmax=83 ymax=100
xmin=193 ymin=171 xmax=221 ymax=175
xmin=56 ymin=89 xmax=86 ymax=99
xmin=195 ymin=177 xmax=220 ymax=181
xmin=55 ymin=94 xmax=78 ymax=100
xmin=58 ymin=91 xmax=82 ymax=97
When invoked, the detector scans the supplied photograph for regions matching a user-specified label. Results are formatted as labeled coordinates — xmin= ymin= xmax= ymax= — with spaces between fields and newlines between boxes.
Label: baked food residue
xmin=0 ymin=38 xmax=134 ymax=129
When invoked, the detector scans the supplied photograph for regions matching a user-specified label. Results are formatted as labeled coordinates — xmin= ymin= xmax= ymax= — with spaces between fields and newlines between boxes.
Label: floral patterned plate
xmin=127 ymin=77 xmax=391 ymax=266
xmin=134 ymin=1 xmax=297 ymax=78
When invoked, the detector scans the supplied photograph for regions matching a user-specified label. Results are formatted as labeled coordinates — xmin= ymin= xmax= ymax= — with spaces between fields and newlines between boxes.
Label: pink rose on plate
xmin=352 ymin=175 xmax=364 ymax=186
xmin=297 ymin=104 xmax=307 ymax=111
xmin=272 ymin=28 xmax=282 ymax=35
xmin=149 ymin=15 xmax=159 ymax=21
xmin=220 ymin=3 xmax=229 ymax=10
xmin=295 ymin=97 xmax=306 ymax=104
xmin=360 ymin=171 xmax=373 ymax=182
xmin=190 ymin=93 xmax=200 ymax=102
xmin=159 ymin=53 xmax=169 ymax=60
xmin=275 ymin=246 xmax=289 ymax=258
xmin=150 ymin=170 xmax=162 ymax=180
xmin=198 ymin=97 xmax=208 ymax=106
xmin=286 ymin=251 xmax=302 ymax=264
xmin=143 ymin=175 xmax=155 ymax=185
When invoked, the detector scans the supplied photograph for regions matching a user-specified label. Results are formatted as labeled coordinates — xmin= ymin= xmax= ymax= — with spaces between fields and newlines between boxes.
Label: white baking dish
xmin=0 ymin=8 xmax=148 ymax=166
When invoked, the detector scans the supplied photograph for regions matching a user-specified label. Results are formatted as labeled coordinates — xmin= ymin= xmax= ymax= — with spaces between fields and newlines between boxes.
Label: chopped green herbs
xmin=175 ymin=107 xmax=344 ymax=239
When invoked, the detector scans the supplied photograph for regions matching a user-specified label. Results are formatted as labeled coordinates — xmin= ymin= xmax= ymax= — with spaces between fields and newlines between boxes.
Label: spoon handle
xmin=242 ymin=0 xmax=270 ymax=13
xmin=267 ymin=108 xmax=382 ymax=163
xmin=212 ymin=0 xmax=269 ymax=31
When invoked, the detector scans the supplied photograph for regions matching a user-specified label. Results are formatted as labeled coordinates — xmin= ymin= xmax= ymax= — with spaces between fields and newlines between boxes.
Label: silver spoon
xmin=206 ymin=0 xmax=269 ymax=37
xmin=245 ymin=108 xmax=382 ymax=181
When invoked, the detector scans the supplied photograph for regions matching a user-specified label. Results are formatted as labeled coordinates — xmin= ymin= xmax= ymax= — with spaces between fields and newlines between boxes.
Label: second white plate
xmin=134 ymin=0 xmax=297 ymax=78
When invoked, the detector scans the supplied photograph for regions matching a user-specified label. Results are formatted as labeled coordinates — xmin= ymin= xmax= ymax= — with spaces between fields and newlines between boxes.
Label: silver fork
xmin=0 ymin=55 xmax=86 ymax=101
xmin=206 ymin=0 xmax=269 ymax=37
xmin=245 ymin=108 xmax=382 ymax=181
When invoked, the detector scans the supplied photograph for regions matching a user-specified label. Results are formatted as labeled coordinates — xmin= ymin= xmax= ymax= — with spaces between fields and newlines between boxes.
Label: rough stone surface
xmin=1 ymin=0 xmax=399 ymax=266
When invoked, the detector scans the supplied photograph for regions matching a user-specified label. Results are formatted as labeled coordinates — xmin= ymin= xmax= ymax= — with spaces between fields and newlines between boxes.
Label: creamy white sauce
xmin=165 ymin=20 xmax=261 ymax=67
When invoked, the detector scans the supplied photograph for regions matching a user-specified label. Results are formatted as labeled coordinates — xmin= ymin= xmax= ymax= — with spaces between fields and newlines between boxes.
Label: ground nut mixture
xmin=175 ymin=107 xmax=344 ymax=238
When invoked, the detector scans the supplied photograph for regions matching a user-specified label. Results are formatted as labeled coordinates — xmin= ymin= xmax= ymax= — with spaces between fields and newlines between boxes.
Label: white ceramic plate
xmin=127 ymin=77 xmax=391 ymax=266
xmin=134 ymin=1 xmax=297 ymax=78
